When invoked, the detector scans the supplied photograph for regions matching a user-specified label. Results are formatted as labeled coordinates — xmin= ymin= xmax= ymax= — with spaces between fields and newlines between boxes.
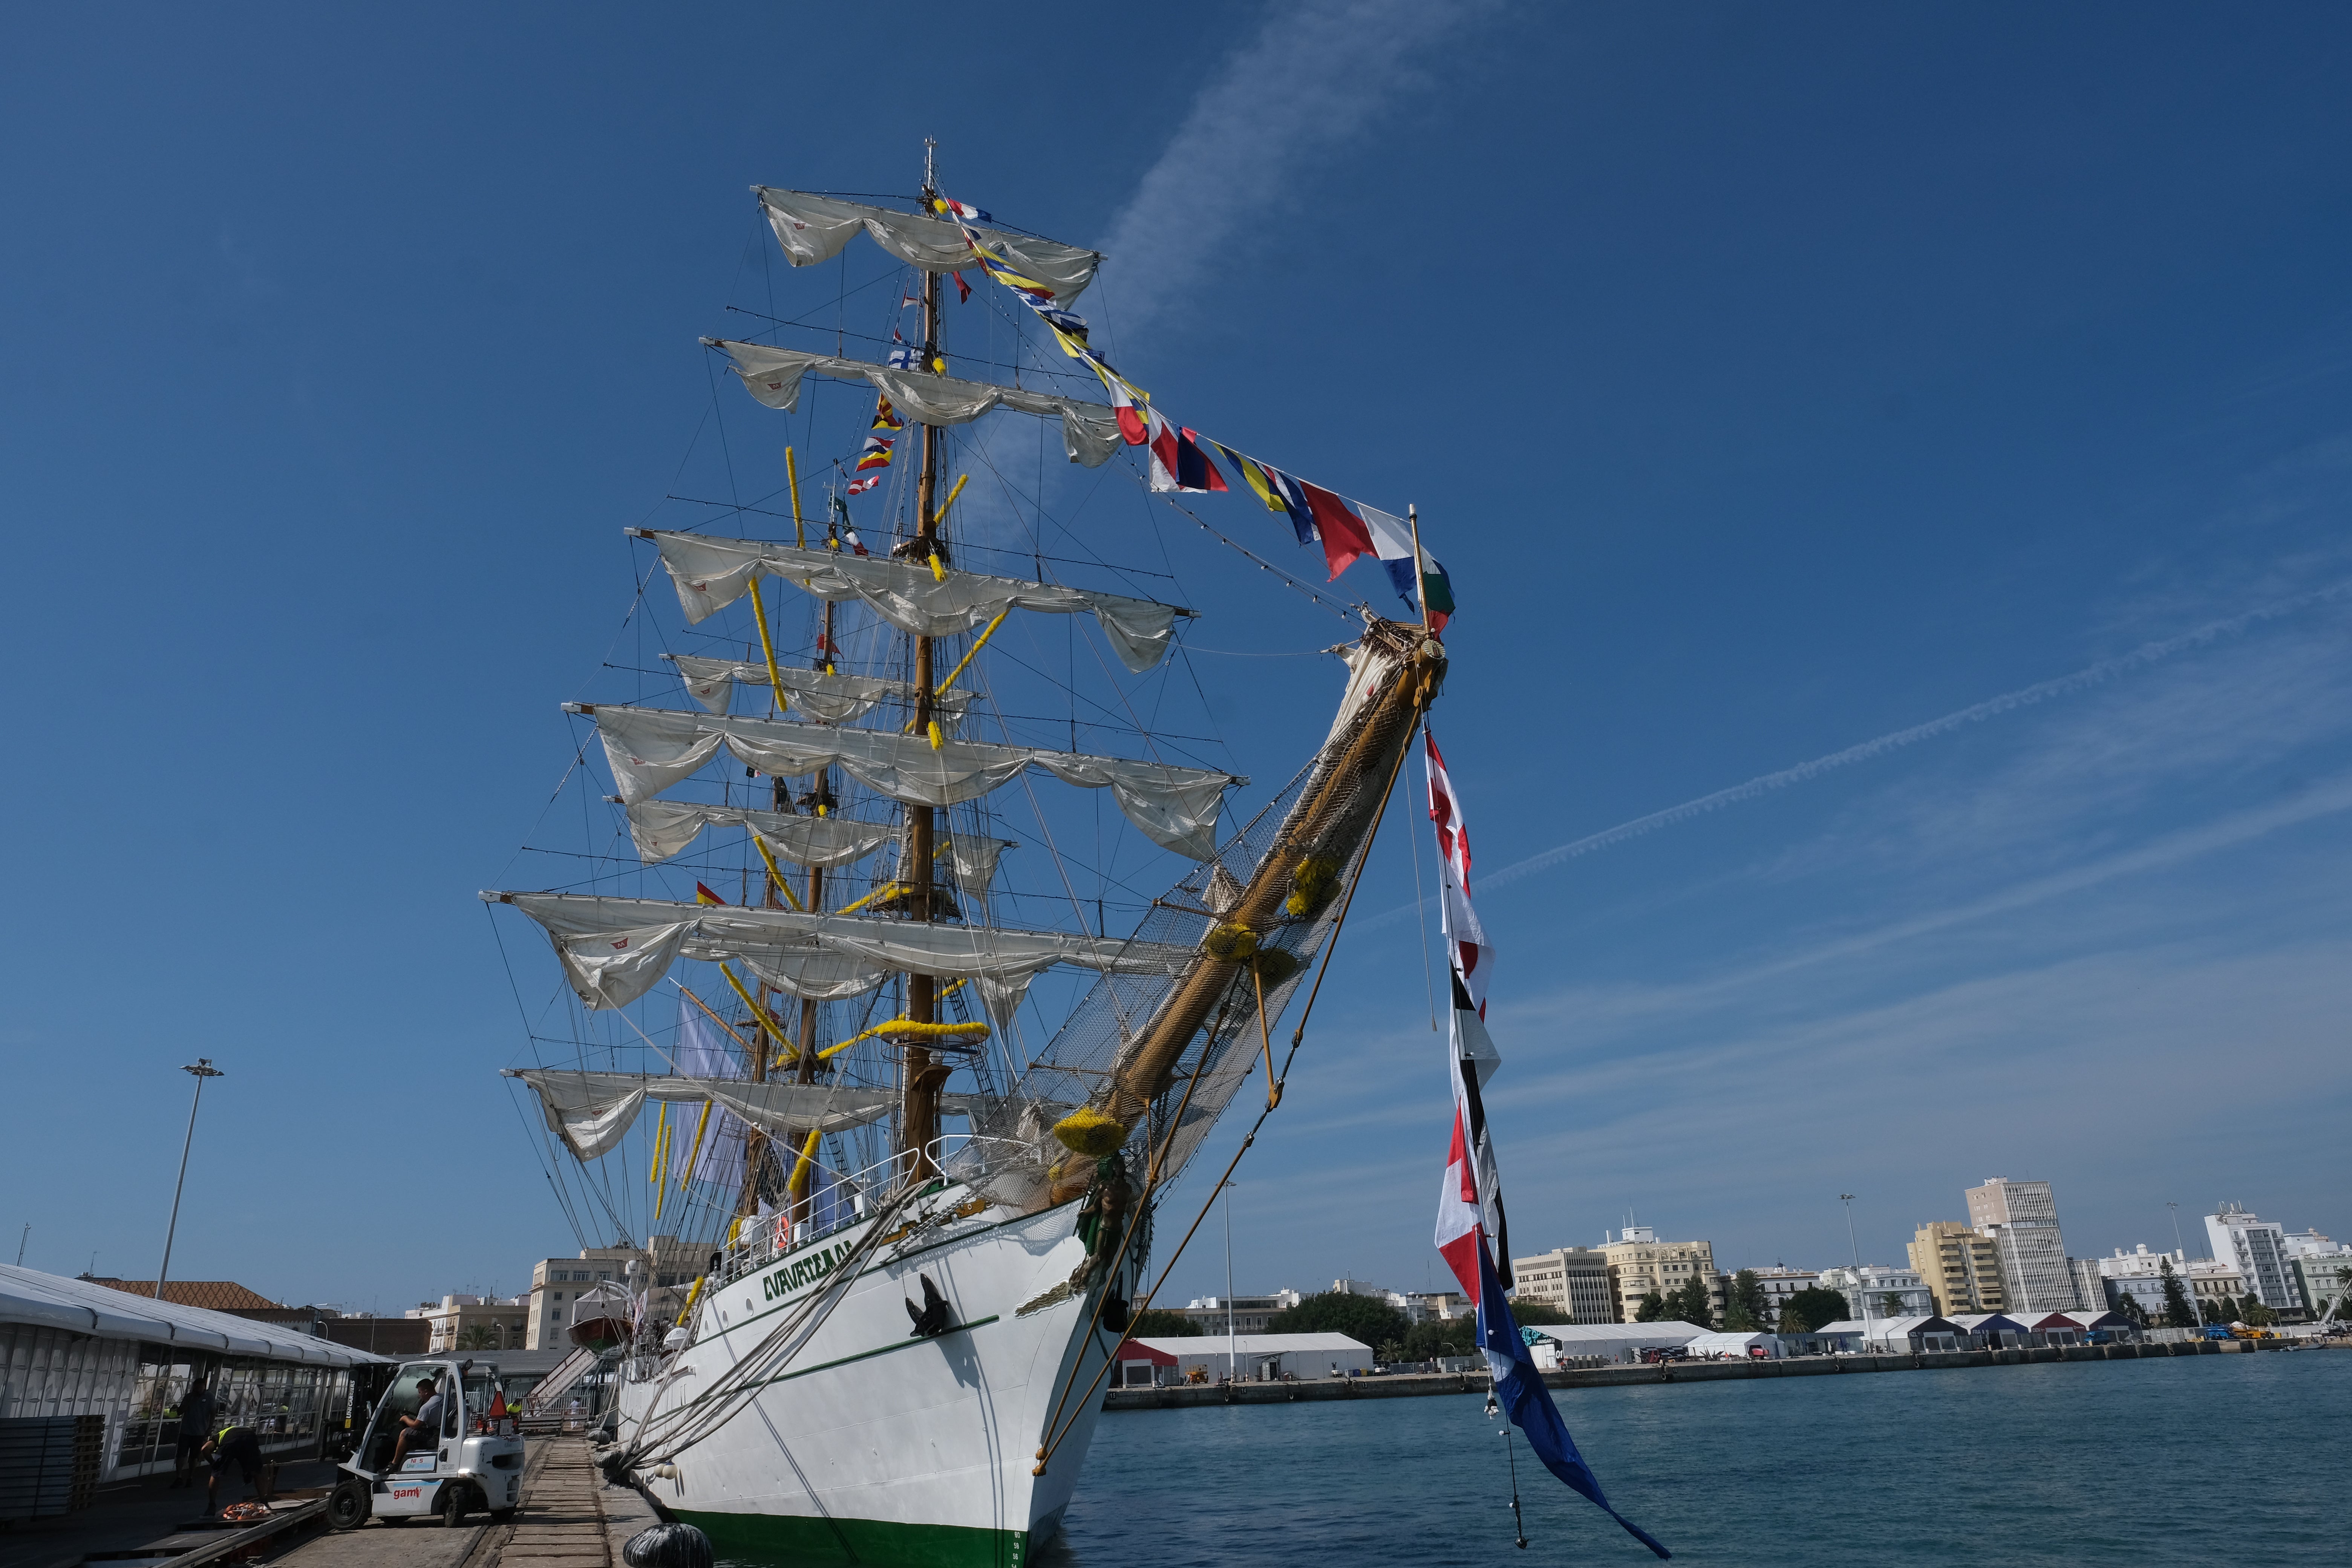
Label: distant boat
xmin=567 ymin=1282 xmax=633 ymax=1354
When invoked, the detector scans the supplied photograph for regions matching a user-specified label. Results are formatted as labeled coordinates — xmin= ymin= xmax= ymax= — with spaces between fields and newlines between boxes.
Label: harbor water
xmin=1048 ymin=1350 xmax=2346 ymax=1565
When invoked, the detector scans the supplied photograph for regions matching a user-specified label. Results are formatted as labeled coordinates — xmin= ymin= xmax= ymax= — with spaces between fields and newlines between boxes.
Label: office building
xmin=1509 ymin=1248 xmax=1615 ymax=1324
xmin=1600 ymin=1227 xmax=1723 ymax=1323
xmin=1907 ymin=1222 xmax=2007 ymax=1315
xmin=2205 ymin=1206 xmax=2304 ymax=1316
xmin=1966 ymin=1178 xmax=2082 ymax=1312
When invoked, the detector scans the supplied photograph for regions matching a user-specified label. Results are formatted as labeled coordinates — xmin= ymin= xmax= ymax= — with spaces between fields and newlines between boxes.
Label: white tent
xmin=1682 ymin=1330 xmax=1784 ymax=1360
xmin=1526 ymin=1321 xmax=1707 ymax=1366
xmin=1132 ymin=1332 xmax=1372 ymax=1382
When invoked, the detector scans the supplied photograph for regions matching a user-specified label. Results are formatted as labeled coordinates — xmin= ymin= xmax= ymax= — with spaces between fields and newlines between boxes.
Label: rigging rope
xmin=1034 ymin=707 xmax=1426 ymax=1472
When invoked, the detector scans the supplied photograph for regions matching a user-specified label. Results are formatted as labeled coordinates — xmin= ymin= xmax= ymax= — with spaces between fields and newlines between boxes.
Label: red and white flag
xmin=1424 ymin=730 xmax=1493 ymax=1018
xmin=1428 ymin=727 xmax=1510 ymax=1294
xmin=1111 ymin=380 xmax=1147 ymax=446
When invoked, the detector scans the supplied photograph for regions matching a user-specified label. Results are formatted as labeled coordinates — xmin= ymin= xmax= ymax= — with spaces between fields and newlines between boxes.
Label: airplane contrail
xmin=1368 ymin=578 xmax=2352 ymax=925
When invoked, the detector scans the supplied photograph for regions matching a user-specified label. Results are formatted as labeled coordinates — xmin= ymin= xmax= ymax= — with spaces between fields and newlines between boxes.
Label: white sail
xmin=487 ymin=890 xmax=1195 ymax=1021
xmin=620 ymin=800 xmax=1011 ymax=896
xmin=509 ymin=1067 xmax=986 ymax=1162
xmin=704 ymin=340 xmax=1122 ymax=467
xmin=573 ymin=703 xmax=1239 ymax=860
xmin=668 ymin=654 xmax=974 ymax=724
xmin=753 ymin=187 xmax=1101 ymax=302
xmin=639 ymin=528 xmax=1185 ymax=673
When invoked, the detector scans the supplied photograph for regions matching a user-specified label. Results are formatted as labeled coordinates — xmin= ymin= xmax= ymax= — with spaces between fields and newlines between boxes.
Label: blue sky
xmin=3 ymin=2 xmax=2348 ymax=1315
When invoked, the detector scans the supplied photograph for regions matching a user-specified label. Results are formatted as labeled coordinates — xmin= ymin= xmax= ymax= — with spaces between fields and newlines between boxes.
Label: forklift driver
xmin=386 ymin=1377 xmax=444 ymax=1472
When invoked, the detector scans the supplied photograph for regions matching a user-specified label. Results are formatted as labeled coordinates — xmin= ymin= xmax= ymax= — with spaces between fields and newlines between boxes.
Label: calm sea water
xmin=1049 ymin=1352 xmax=2347 ymax=1566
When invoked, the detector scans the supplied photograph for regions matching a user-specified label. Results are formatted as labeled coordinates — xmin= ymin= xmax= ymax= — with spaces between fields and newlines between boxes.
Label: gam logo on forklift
xmin=391 ymin=1484 xmax=427 ymax=1504
xmin=761 ymin=1242 xmax=848 ymax=1300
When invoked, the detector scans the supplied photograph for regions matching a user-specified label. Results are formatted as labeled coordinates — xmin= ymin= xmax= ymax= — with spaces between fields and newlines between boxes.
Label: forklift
xmin=326 ymin=1357 xmax=525 ymax=1530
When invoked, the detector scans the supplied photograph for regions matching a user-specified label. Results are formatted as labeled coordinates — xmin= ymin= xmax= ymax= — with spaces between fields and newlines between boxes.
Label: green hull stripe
xmin=681 ymin=1505 xmax=1031 ymax=1568
xmin=758 ymin=1315 xmax=1001 ymax=1390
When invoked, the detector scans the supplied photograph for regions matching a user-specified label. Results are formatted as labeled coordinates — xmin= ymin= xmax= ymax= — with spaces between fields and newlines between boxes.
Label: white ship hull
xmin=614 ymin=1188 xmax=1123 ymax=1568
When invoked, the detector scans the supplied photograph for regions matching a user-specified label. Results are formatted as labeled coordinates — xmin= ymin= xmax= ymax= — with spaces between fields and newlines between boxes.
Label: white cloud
xmin=1096 ymin=0 xmax=1499 ymax=333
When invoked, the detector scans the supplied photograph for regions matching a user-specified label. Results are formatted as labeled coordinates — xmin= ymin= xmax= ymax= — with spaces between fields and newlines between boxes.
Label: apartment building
xmin=1907 ymin=1222 xmax=2007 ymax=1315
xmin=1747 ymin=1267 xmax=1818 ymax=1328
xmin=1508 ymin=1248 xmax=1615 ymax=1324
xmin=525 ymin=1234 xmax=708 ymax=1349
xmin=1600 ymin=1227 xmax=1722 ymax=1323
xmin=2204 ymin=1205 xmax=2303 ymax=1317
xmin=1817 ymin=1265 xmax=1934 ymax=1320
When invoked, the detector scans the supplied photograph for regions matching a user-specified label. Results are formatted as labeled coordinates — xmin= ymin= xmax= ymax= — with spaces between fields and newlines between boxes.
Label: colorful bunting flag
xmin=1299 ymin=482 xmax=1376 ymax=580
xmin=886 ymin=344 xmax=920 ymax=370
xmin=871 ymin=397 xmax=903 ymax=432
xmin=952 ymin=270 xmax=972 ymax=304
xmin=694 ymin=882 xmax=725 ymax=906
xmin=845 ymin=475 xmax=881 ymax=495
xmin=922 ymin=186 xmax=1455 ymax=623
xmin=1111 ymin=381 xmax=1147 ymax=446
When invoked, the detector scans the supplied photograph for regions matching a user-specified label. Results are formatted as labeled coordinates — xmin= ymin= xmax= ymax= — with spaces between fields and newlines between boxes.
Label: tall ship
xmin=486 ymin=147 xmax=1450 ymax=1566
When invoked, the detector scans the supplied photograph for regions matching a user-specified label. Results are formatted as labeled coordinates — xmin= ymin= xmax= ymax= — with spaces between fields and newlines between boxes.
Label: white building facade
xmin=2283 ymin=1231 xmax=2352 ymax=1320
xmin=2204 ymin=1206 xmax=2304 ymax=1316
xmin=1816 ymin=1265 xmax=1935 ymax=1320
xmin=1748 ymin=1267 xmax=1819 ymax=1328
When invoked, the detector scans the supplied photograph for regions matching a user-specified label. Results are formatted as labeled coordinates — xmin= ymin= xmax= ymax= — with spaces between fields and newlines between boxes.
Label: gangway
xmin=521 ymin=1344 xmax=602 ymax=1417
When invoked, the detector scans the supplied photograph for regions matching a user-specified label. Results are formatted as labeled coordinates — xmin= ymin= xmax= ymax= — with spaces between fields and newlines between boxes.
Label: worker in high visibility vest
xmin=201 ymin=1423 xmax=269 ymax=1514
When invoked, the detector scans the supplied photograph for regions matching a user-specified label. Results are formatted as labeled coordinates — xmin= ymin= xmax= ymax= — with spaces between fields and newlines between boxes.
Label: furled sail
xmin=637 ymin=529 xmax=1186 ymax=674
xmin=620 ymin=800 xmax=1012 ymax=896
xmin=666 ymin=654 xmax=974 ymax=724
xmin=704 ymin=340 xmax=1121 ymax=467
xmin=571 ymin=703 xmax=1240 ymax=860
xmin=508 ymin=1067 xmax=986 ymax=1162
xmin=485 ymin=890 xmax=1197 ymax=1020
xmin=753 ymin=187 xmax=1101 ymax=303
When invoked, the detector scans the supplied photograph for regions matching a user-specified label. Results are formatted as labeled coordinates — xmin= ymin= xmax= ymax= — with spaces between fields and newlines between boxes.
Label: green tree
xmin=1265 ymin=1292 xmax=1411 ymax=1346
xmin=2241 ymin=1296 xmax=2277 ymax=1328
xmin=1632 ymin=1290 xmax=1667 ymax=1323
xmin=1130 ymin=1309 xmax=1201 ymax=1338
xmin=456 ymin=1324 xmax=501 ymax=1351
xmin=1403 ymin=1318 xmax=1476 ymax=1362
xmin=2158 ymin=1259 xmax=2197 ymax=1328
xmin=1778 ymin=1287 xmax=1853 ymax=1335
xmin=2199 ymin=1295 xmax=2225 ymax=1326
xmin=1879 ymin=1293 xmax=1907 ymax=1320
xmin=1507 ymin=1298 xmax=1570 ymax=1325
xmin=1722 ymin=1270 xmax=1769 ymax=1332
xmin=2113 ymin=1292 xmax=2148 ymax=1328
xmin=1676 ymin=1276 xmax=1715 ymax=1329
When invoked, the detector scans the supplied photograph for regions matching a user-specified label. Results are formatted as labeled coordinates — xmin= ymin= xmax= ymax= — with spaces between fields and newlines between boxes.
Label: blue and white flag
xmin=1474 ymin=1243 xmax=1671 ymax=1557
xmin=886 ymin=343 xmax=921 ymax=370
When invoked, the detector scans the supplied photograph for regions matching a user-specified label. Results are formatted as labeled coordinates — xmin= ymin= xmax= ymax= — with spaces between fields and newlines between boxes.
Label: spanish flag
xmin=695 ymin=882 xmax=725 ymax=906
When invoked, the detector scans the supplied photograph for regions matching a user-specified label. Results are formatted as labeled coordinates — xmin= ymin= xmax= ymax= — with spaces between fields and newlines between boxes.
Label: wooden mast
xmin=795 ymin=597 xmax=832 ymax=1092
xmin=902 ymin=139 xmax=949 ymax=1184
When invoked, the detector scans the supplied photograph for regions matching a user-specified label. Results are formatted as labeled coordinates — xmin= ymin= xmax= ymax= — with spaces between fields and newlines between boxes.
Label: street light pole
xmin=1841 ymin=1194 xmax=1872 ymax=1342
xmin=156 ymin=1060 xmax=224 ymax=1300
xmin=1223 ymin=1181 xmax=1236 ymax=1386
xmin=2166 ymin=1201 xmax=2192 ymax=1326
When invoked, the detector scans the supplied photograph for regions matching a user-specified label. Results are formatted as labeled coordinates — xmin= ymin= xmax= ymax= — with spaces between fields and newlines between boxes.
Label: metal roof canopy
xmin=0 ymin=1264 xmax=389 ymax=1367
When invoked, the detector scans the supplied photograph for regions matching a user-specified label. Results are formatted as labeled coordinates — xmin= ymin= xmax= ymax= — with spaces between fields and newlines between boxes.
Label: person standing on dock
xmin=171 ymin=1378 xmax=215 ymax=1489
xmin=202 ymin=1423 xmax=269 ymax=1514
